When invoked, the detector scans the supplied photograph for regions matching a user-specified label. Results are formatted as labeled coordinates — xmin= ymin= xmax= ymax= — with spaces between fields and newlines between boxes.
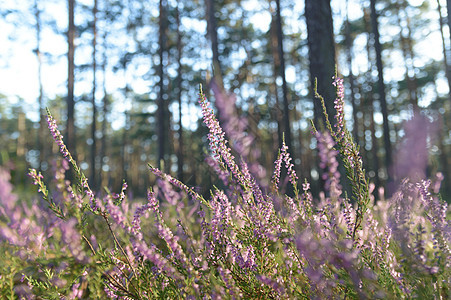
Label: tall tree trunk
xmin=364 ymin=8 xmax=381 ymax=193
xmin=345 ymin=0 xmax=359 ymax=144
xmin=275 ymin=0 xmax=293 ymax=154
xmin=157 ymin=0 xmax=167 ymax=171
xmin=205 ymin=0 xmax=223 ymax=88
xmin=447 ymin=0 xmax=451 ymax=49
xmin=90 ymin=0 xmax=98 ymax=189
xmin=67 ymin=0 xmax=76 ymax=175
xmin=305 ymin=0 xmax=337 ymax=195
xmin=16 ymin=112 xmax=26 ymax=184
xmin=100 ymin=31 xmax=108 ymax=189
xmin=34 ymin=0 xmax=45 ymax=170
xmin=437 ymin=0 xmax=451 ymax=100
xmin=176 ymin=1 xmax=184 ymax=181
xmin=270 ymin=17 xmax=283 ymax=150
xmin=370 ymin=0 xmax=393 ymax=187
xmin=305 ymin=0 xmax=336 ymax=128
xmin=396 ymin=0 xmax=418 ymax=108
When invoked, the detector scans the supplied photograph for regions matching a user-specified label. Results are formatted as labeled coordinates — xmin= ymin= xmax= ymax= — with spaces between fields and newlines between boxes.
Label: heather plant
xmin=0 ymin=78 xmax=449 ymax=299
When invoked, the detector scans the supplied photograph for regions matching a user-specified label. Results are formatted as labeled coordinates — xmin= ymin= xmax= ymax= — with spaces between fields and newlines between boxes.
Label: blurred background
xmin=0 ymin=0 xmax=450 ymax=200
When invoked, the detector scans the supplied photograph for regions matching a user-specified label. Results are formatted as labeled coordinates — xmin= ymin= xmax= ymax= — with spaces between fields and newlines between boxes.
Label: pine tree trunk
xmin=270 ymin=17 xmax=283 ymax=150
xmin=305 ymin=0 xmax=336 ymax=128
xmin=370 ymin=0 xmax=393 ymax=188
xmin=67 ymin=0 xmax=76 ymax=175
xmin=90 ymin=0 xmax=98 ymax=189
xmin=437 ymin=0 xmax=451 ymax=101
xmin=364 ymin=8 xmax=381 ymax=193
xmin=34 ymin=0 xmax=45 ymax=171
xmin=157 ymin=0 xmax=166 ymax=171
xmin=206 ymin=0 xmax=222 ymax=87
xmin=345 ymin=0 xmax=359 ymax=144
xmin=396 ymin=0 xmax=418 ymax=108
xmin=275 ymin=0 xmax=293 ymax=155
xmin=100 ymin=31 xmax=108 ymax=189
xmin=176 ymin=1 xmax=184 ymax=182
xmin=305 ymin=0 xmax=337 ymax=195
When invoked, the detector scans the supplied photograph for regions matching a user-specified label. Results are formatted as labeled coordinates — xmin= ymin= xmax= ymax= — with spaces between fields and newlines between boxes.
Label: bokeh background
xmin=0 ymin=0 xmax=450 ymax=200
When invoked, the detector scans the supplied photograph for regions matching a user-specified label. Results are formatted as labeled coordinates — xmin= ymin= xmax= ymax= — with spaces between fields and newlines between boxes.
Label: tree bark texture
xmin=370 ymin=0 xmax=393 ymax=182
xmin=90 ymin=0 xmax=98 ymax=189
xmin=305 ymin=0 xmax=336 ymax=129
xmin=157 ymin=0 xmax=167 ymax=170
xmin=275 ymin=0 xmax=293 ymax=155
xmin=67 ymin=0 xmax=76 ymax=167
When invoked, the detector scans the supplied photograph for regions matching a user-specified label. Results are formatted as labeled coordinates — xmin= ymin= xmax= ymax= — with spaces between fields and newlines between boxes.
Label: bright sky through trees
xmin=0 ymin=0 xmax=448 ymax=129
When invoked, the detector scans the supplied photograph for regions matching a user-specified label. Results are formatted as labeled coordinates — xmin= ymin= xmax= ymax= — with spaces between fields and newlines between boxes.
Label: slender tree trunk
xmin=176 ymin=1 xmax=184 ymax=181
xmin=345 ymin=0 xmax=359 ymax=144
xmin=436 ymin=115 xmax=451 ymax=197
xmin=100 ymin=32 xmax=108 ymax=189
xmin=90 ymin=0 xmax=98 ymax=189
xmin=305 ymin=0 xmax=336 ymax=129
xmin=270 ymin=17 xmax=283 ymax=150
xmin=364 ymin=8 xmax=381 ymax=193
xmin=67 ymin=0 xmax=76 ymax=174
xmin=34 ymin=0 xmax=45 ymax=170
xmin=370 ymin=0 xmax=393 ymax=187
xmin=305 ymin=0 xmax=337 ymax=196
xmin=447 ymin=0 xmax=451 ymax=49
xmin=16 ymin=112 xmax=26 ymax=184
xmin=275 ymin=0 xmax=293 ymax=154
xmin=396 ymin=0 xmax=418 ymax=108
xmin=157 ymin=0 xmax=167 ymax=171
xmin=206 ymin=0 xmax=223 ymax=88
xmin=437 ymin=0 xmax=451 ymax=100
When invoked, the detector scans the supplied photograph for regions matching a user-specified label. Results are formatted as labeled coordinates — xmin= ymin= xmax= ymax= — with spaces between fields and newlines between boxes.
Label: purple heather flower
xmin=149 ymin=166 xmax=200 ymax=202
xmin=281 ymin=142 xmax=298 ymax=187
xmin=1 ymin=167 xmax=18 ymax=213
xmin=302 ymin=182 xmax=310 ymax=192
xmin=392 ymin=114 xmax=437 ymax=183
xmin=132 ymin=240 xmax=181 ymax=280
xmin=257 ymin=274 xmax=287 ymax=296
xmin=105 ymin=194 xmax=128 ymax=231
xmin=211 ymin=80 xmax=266 ymax=184
xmin=47 ymin=112 xmax=72 ymax=161
xmin=315 ymin=131 xmax=342 ymax=197
xmin=199 ymin=87 xmax=246 ymax=187
xmin=60 ymin=218 xmax=87 ymax=263
xmin=332 ymin=76 xmax=345 ymax=140
xmin=271 ymin=141 xmax=298 ymax=191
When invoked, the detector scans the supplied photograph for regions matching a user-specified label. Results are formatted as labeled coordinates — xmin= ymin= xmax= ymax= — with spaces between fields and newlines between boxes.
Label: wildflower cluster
xmin=0 ymin=78 xmax=449 ymax=299
xmin=313 ymin=74 xmax=370 ymax=240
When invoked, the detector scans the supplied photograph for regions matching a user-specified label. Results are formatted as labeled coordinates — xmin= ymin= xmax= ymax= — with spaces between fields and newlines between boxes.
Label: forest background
xmin=1 ymin=0 xmax=450 ymax=201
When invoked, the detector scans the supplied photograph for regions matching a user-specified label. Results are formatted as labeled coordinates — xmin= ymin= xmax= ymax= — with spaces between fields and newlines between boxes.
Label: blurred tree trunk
xmin=270 ymin=17 xmax=283 ymax=150
xmin=305 ymin=0 xmax=336 ymax=129
xmin=100 ymin=31 xmax=109 ymax=189
xmin=16 ymin=112 xmax=26 ymax=184
xmin=437 ymin=0 xmax=451 ymax=101
xmin=436 ymin=116 xmax=451 ymax=197
xmin=364 ymin=8 xmax=381 ymax=193
xmin=90 ymin=0 xmax=98 ymax=189
xmin=396 ymin=0 xmax=418 ymax=108
xmin=34 ymin=0 xmax=45 ymax=171
xmin=67 ymin=0 xmax=76 ymax=168
xmin=447 ymin=0 xmax=451 ymax=49
xmin=305 ymin=0 xmax=336 ymax=195
xmin=157 ymin=0 xmax=167 ymax=171
xmin=176 ymin=1 xmax=184 ymax=182
xmin=275 ymin=0 xmax=293 ymax=154
xmin=370 ymin=0 xmax=393 ymax=187
xmin=345 ymin=0 xmax=359 ymax=144
xmin=205 ymin=0 xmax=223 ymax=88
